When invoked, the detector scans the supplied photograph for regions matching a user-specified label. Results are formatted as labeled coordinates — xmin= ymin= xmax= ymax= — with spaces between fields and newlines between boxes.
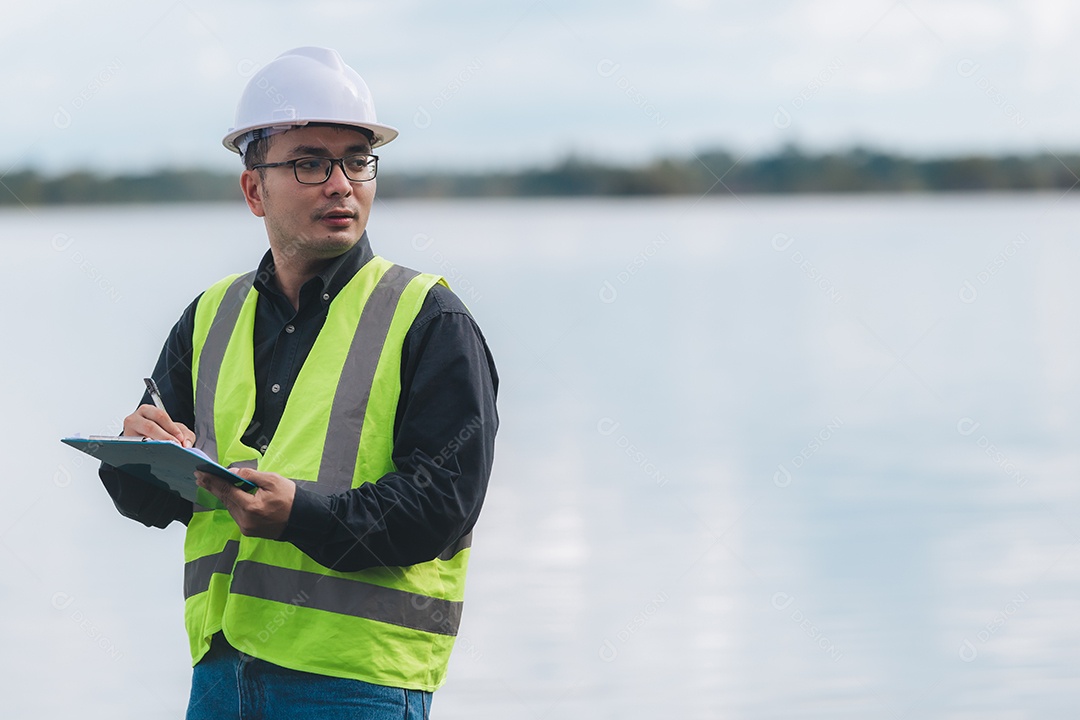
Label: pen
xmin=144 ymin=377 xmax=166 ymax=412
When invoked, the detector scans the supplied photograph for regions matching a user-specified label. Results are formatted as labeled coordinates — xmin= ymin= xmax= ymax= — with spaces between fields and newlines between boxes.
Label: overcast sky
xmin=4 ymin=0 xmax=1080 ymax=174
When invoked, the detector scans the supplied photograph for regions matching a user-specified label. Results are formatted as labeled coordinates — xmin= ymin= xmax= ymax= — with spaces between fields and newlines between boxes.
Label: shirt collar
xmin=253 ymin=232 xmax=375 ymax=305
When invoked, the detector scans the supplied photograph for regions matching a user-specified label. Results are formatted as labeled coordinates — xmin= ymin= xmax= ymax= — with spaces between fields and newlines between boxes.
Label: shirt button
xmin=271 ymin=383 xmax=281 ymax=393
xmin=285 ymin=324 xmax=295 ymax=334
xmin=260 ymin=444 xmax=268 ymax=453
xmin=322 ymin=293 xmax=330 ymax=302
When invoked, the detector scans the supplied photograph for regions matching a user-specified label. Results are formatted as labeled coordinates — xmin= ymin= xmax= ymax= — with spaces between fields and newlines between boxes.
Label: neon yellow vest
xmin=182 ymin=256 xmax=469 ymax=692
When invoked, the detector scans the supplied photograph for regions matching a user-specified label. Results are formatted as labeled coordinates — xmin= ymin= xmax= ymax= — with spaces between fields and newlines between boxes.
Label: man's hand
xmin=122 ymin=404 xmax=196 ymax=447
xmin=195 ymin=468 xmax=297 ymax=539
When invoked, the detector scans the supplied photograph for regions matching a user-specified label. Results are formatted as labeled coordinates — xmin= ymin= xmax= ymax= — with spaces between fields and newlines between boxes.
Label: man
xmin=99 ymin=47 xmax=498 ymax=720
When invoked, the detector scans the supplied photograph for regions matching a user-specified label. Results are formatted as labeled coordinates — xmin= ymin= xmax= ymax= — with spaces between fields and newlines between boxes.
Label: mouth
xmin=318 ymin=209 xmax=357 ymax=226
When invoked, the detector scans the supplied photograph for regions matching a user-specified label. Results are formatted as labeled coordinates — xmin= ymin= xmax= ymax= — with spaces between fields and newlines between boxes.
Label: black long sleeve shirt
xmin=99 ymin=233 xmax=498 ymax=572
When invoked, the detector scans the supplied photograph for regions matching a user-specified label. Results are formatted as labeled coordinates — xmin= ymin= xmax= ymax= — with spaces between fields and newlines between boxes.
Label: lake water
xmin=2 ymin=195 xmax=1079 ymax=718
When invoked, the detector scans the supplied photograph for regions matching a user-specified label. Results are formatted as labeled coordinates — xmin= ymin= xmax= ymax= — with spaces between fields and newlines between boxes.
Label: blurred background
xmin=3 ymin=2 xmax=1080 ymax=718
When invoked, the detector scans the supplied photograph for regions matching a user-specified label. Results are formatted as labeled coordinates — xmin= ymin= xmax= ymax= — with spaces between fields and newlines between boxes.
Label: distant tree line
xmin=0 ymin=169 xmax=240 ymax=205
xmin=4 ymin=146 xmax=1080 ymax=205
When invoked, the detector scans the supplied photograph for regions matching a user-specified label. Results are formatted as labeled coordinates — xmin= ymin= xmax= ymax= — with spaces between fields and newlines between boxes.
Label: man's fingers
xmin=123 ymin=407 xmax=177 ymax=442
xmin=147 ymin=406 xmax=190 ymax=446
xmin=196 ymin=471 xmax=233 ymax=495
xmin=175 ymin=423 xmax=197 ymax=449
xmin=232 ymin=467 xmax=270 ymax=488
xmin=123 ymin=405 xmax=192 ymax=446
xmin=195 ymin=471 xmax=246 ymax=511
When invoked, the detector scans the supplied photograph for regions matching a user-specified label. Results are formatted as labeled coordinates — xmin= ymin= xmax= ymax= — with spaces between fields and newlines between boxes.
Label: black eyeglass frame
xmin=251 ymin=154 xmax=379 ymax=184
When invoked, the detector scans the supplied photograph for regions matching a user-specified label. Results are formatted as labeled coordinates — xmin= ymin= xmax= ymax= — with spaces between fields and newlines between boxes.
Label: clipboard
xmin=60 ymin=436 xmax=258 ymax=504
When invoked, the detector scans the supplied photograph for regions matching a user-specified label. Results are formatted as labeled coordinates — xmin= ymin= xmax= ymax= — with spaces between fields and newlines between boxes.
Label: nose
xmin=323 ymin=159 xmax=353 ymax=196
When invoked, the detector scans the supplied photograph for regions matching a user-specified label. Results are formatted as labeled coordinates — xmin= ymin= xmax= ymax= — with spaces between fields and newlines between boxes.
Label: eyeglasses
xmin=251 ymin=153 xmax=379 ymax=184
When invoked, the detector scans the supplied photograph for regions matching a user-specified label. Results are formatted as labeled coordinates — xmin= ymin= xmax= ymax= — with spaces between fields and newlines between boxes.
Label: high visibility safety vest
xmin=182 ymin=255 xmax=470 ymax=692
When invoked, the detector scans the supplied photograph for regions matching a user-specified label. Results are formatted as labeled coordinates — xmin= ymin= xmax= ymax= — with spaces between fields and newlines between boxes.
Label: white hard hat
xmin=222 ymin=46 xmax=398 ymax=154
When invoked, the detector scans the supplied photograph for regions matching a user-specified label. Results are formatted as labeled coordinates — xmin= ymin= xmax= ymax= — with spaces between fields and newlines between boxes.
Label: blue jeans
xmin=187 ymin=634 xmax=432 ymax=720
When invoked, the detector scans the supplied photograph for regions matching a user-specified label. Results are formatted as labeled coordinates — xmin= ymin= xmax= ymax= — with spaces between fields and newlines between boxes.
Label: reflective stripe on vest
xmin=193 ymin=271 xmax=256 ymax=464
xmin=184 ymin=539 xmax=240 ymax=598
xmin=184 ymin=533 xmax=474 ymax=607
xmin=318 ymin=263 xmax=419 ymax=492
xmin=183 ymin=256 xmax=467 ymax=692
xmin=229 ymin=561 xmax=461 ymax=636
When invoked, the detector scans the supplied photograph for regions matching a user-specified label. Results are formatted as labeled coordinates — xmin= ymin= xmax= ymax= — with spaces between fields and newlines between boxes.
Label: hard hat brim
xmin=222 ymin=120 xmax=400 ymax=155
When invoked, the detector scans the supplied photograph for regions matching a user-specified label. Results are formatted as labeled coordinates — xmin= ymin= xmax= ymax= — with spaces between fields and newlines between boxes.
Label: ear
xmin=240 ymin=169 xmax=266 ymax=217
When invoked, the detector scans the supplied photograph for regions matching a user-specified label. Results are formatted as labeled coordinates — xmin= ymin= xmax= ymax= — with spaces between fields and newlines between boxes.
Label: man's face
xmin=240 ymin=124 xmax=376 ymax=263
